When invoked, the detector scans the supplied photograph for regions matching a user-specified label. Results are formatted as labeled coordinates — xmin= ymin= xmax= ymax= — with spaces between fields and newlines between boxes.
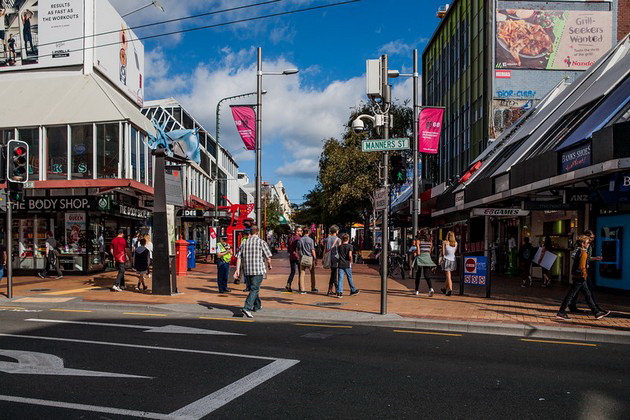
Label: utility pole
xmin=412 ymin=49 xmax=420 ymax=236
xmin=151 ymin=148 xmax=171 ymax=295
xmin=6 ymin=192 xmax=12 ymax=298
xmin=380 ymin=54 xmax=390 ymax=316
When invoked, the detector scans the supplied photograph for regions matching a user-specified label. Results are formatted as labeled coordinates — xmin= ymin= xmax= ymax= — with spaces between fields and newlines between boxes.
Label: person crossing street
xmin=235 ymin=226 xmax=272 ymax=318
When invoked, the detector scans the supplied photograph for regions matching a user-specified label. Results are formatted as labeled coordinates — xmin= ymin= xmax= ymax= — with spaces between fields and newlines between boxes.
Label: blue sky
xmin=111 ymin=0 xmax=443 ymax=204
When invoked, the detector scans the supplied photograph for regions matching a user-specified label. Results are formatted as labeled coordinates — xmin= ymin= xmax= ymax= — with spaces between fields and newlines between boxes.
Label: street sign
xmin=463 ymin=256 xmax=487 ymax=285
xmin=362 ymin=138 xmax=410 ymax=152
xmin=374 ymin=188 xmax=388 ymax=211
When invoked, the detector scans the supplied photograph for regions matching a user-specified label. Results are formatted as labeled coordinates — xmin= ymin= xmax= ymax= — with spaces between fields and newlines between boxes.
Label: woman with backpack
xmin=133 ymin=238 xmax=151 ymax=292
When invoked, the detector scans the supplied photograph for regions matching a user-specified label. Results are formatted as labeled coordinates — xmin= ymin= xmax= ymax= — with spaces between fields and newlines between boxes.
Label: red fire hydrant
xmin=175 ymin=239 xmax=189 ymax=276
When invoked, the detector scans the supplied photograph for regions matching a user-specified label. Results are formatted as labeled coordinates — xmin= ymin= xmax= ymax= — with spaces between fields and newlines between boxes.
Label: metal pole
xmin=214 ymin=99 xmax=222 ymax=227
xmin=6 ymin=190 xmax=12 ymax=299
xmin=255 ymin=47 xmax=263 ymax=226
xmin=381 ymin=54 xmax=390 ymax=315
xmin=152 ymin=149 xmax=171 ymax=295
xmin=412 ymin=49 xmax=420 ymax=236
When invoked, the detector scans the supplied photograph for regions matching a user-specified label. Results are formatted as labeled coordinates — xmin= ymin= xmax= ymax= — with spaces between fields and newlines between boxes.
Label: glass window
xmin=47 ymin=126 xmax=68 ymax=180
xmin=148 ymin=151 xmax=153 ymax=186
xmin=18 ymin=128 xmax=39 ymax=180
xmin=71 ymin=125 xmax=93 ymax=179
xmin=130 ymin=126 xmax=138 ymax=180
xmin=97 ymin=124 xmax=119 ymax=178
xmin=139 ymin=133 xmax=146 ymax=184
xmin=1 ymin=128 xmax=14 ymax=145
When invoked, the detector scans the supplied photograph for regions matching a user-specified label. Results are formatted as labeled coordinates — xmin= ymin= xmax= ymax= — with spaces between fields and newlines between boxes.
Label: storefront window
xmin=18 ymin=128 xmax=39 ymax=180
xmin=139 ymin=133 xmax=146 ymax=184
xmin=71 ymin=125 xmax=93 ymax=179
xmin=97 ymin=124 xmax=119 ymax=178
xmin=148 ymin=152 xmax=153 ymax=186
xmin=47 ymin=126 xmax=68 ymax=180
xmin=130 ymin=126 xmax=138 ymax=180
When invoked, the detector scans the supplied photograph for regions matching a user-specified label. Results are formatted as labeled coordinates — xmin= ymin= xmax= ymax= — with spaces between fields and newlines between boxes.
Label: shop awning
xmin=0 ymin=73 xmax=155 ymax=135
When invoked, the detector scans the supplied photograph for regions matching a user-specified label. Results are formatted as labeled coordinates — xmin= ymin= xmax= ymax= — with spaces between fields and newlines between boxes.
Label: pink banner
xmin=231 ymin=106 xmax=256 ymax=150
xmin=418 ymin=107 xmax=445 ymax=154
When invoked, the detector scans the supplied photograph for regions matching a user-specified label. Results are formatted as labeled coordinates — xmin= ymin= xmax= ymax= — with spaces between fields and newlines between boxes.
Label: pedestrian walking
xmin=567 ymin=229 xmax=603 ymax=313
xmin=520 ymin=237 xmax=535 ymax=287
xmin=337 ymin=233 xmax=359 ymax=298
xmin=234 ymin=225 xmax=272 ymax=318
xmin=556 ymin=235 xmax=609 ymax=321
xmin=133 ymin=238 xmax=151 ymax=292
xmin=285 ymin=226 xmax=303 ymax=292
xmin=110 ymin=229 xmax=128 ymax=291
xmin=38 ymin=231 xmax=63 ymax=279
xmin=412 ymin=228 xmax=435 ymax=296
xmin=234 ymin=230 xmax=249 ymax=289
xmin=323 ymin=225 xmax=341 ymax=296
xmin=539 ymin=236 xmax=553 ymax=287
xmin=440 ymin=231 xmax=457 ymax=296
xmin=216 ymin=235 xmax=232 ymax=293
xmin=298 ymin=227 xmax=317 ymax=294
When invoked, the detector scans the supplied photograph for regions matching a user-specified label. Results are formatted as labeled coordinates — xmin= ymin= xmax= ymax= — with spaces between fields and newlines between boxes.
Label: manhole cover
xmin=313 ymin=302 xmax=343 ymax=307
xmin=29 ymin=288 xmax=51 ymax=292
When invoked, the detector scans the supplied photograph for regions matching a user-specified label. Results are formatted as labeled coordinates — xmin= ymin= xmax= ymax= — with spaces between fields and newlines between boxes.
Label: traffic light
xmin=8 ymin=181 xmax=24 ymax=202
xmin=6 ymin=139 xmax=29 ymax=184
xmin=390 ymin=154 xmax=406 ymax=185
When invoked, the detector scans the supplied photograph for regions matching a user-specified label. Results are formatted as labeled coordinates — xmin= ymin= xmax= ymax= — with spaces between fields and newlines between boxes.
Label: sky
xmin=110 ymin=0 xmax=444 ymax=205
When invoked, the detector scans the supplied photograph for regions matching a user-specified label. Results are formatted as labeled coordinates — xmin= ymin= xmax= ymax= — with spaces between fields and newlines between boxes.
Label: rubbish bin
xmin=187 ymin=240 xmax=196 ymax=270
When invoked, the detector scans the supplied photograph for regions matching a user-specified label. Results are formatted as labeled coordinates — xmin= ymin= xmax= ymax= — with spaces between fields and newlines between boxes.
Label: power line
xmin=33 ymin=0 xmax=283 ymax=49
xmin=20 ymin=0 xmax=362 ymax=61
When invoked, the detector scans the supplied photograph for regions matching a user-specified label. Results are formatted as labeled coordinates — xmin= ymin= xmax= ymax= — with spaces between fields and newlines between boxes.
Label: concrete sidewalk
xmin=2 ymin=250 xmax=630 ymax=339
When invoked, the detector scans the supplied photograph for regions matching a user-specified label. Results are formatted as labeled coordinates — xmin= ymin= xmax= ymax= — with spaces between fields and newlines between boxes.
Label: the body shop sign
xmin=12 ymin=197 xmax=92 ymax=211
xmin=561 ymin=143 xmax=591 ymax=173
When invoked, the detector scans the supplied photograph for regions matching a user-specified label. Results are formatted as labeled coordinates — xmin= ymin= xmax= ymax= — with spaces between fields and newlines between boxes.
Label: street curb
xmin=4 ymin=299 xmax=629 ymax=345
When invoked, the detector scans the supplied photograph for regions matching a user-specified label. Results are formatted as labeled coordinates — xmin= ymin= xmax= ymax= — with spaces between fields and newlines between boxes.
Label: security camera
xmin=352 ymin=118 xmax=366 ymax=133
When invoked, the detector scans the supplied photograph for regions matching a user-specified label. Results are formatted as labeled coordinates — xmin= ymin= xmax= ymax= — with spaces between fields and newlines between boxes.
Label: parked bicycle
xmin=378 ymin=251 xmax=407 ymax=280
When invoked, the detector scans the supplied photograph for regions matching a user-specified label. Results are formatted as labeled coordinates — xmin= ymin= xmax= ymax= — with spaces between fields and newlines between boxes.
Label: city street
xmin=1 ymin=307 xmax=629 ymax=419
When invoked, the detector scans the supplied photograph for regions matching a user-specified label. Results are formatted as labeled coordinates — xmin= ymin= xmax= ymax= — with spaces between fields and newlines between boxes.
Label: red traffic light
xmin=15 ymin=147 xmax=26 ymax=155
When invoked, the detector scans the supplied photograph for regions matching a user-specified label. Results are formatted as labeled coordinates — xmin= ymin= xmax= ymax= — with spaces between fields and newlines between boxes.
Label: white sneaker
xmin=428 ymin=288 xmax=434 ymax=297
xmin=111 ymin=285 xmax=121 ymax=292
xmin=414 ymin=291 xmax=419 ymax=296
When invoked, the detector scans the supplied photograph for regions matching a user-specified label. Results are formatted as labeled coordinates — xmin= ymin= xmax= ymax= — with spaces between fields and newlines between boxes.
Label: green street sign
xmin=361 ymin=138 xmax=410 ymax=152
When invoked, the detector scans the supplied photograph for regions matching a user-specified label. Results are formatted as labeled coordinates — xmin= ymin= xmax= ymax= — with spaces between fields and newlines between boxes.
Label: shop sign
xmin=97 ymin=196 xmax=111 ymax=211
xmin=178 ymin=209 xmax=204 ymax=218
xmin=566 ymin=189 xmax=591 ymax=203
xmin=471 ymin=208 xmax=530 ymax=217
xmin=374 ymin=188 xmax=388 ymax=211
xmin=464 ymin=256 xmax=487 ymax=285
xmin=561 ymin=143 xmax=591 ymax=173
xmin=13 ymin=197 xmax=93 ymax=212
xmin=524 ymin=202 xmax=580 ymax=211
xmin=455 ymin=191 xmax=464 ymax=206
xmin=119 ymin=204 xmax=151 ymax=220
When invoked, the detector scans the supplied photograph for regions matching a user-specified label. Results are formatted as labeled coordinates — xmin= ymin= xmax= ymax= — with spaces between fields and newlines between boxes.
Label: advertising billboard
xmin=0 ymin=0 xmax=84 ymax=71
xmin=93 ymin=0 xmax=144 ymax=106
xmin=495 ymin=8 xmax=613 ymax=70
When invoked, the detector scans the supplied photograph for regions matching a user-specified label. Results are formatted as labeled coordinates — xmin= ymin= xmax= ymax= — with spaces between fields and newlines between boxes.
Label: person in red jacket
xmin=110 ymin=229 xmax=129 ymax=292
xmin=285 ymin=226 xmax=303 ymax=292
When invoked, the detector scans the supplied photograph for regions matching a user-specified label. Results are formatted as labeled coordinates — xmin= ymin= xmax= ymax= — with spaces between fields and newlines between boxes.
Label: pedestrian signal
xmin=390 ymin=155 xmax=406 ymax=185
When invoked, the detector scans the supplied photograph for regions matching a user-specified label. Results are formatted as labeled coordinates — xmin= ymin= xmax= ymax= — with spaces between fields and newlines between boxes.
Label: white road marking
xmin=0 ymin=350 xmax=150 ymax=378
xmin=24 ymin=318 xmax=245 ymax=336
xmin=0 ymin=333 xmax=299 ymax=418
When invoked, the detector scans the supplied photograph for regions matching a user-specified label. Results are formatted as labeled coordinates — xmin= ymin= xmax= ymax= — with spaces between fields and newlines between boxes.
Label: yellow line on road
xmin=122 ymin=312 xmax=167 ymax=317
xmin=199 ymin=316 xmax=254 ymax=323
xmin=0 ymin=306 xmax=25 ymax=310
xmin=49 ymin=309 xmax=93 ymax=313
xmin=393 ymin=329 xmax=462 ymax=337
xmin=43 ymin=287 xmax=101 ymax=296
xmin=294 ymin=323 xmax=352 ymax=329
xmin=520 ymin=339 xmax=597 ymax=347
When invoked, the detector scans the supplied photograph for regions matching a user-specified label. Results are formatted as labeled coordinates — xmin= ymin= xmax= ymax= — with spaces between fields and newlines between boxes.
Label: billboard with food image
xmin=495 ymin=8 xmax=613 ymax=70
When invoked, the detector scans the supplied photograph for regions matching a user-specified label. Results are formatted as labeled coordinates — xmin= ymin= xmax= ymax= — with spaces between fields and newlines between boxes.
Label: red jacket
xmin=288 ymin=234 xmax=301 ymax=261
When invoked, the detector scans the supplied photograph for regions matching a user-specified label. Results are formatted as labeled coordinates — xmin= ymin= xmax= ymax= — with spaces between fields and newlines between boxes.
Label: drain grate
xmin=313 ymin=302 xmax=343 ymax=307
xmin=29 ymin=288 xmax=51 ymax=292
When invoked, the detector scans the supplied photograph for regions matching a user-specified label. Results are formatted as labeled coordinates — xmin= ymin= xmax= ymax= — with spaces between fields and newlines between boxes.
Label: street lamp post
xmin=255 ymin=47 xmax=298 ymax=225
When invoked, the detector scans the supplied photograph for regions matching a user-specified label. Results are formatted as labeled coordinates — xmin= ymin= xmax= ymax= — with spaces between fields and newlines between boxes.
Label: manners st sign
xmin=362 ymin=138 xmax=410 ymax=152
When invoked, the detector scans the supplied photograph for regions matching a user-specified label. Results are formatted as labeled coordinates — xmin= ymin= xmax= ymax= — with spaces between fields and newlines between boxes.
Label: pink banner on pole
xmin=418 ymin=107 xmax=445 ymax=154
xmin=231 ymin=106 xmax=256 ymax=150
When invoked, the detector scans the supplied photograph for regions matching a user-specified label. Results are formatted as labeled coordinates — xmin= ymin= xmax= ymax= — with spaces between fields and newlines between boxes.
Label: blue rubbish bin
xmin=187 ymin=240 xmax=196 ymax=270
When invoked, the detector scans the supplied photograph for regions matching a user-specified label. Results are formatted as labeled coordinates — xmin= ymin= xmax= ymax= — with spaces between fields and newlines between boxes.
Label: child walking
xmin=133 ymin=238 xmax=151 ymax=292
xmin=337 ymin=233 xmax=360 ymax=298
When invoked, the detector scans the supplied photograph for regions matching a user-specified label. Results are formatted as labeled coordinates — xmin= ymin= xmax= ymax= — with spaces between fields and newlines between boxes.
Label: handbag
xmin=322 ymin=238 xmax=339 ymax=269
xmin=300 ymin=254 xmax=313 ymax=267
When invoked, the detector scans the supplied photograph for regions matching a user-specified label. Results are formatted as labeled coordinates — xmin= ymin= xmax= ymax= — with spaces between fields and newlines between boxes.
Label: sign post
xmin=361 ymin=138 xmax=410 ymax=152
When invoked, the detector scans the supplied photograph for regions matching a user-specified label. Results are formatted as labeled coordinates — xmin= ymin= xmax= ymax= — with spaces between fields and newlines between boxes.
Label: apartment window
xmin=130 ymin=126 xmax=138 ymax=180
xmin=18 ymin=128 xmax=39 ymax=180
xmin=71 ymin=124 xmax=93 ymax=179
xmin=46 ymin=126 xmax=68 ymax=180
xmin=139 ymin=133 xmax=147 ymax=184
xmin=97 ymin=123 xmax=119 ymax=179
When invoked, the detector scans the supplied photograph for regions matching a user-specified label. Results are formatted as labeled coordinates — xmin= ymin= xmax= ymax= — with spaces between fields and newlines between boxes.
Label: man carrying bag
xmin=297 ymin=227 xmax=317 ymax=294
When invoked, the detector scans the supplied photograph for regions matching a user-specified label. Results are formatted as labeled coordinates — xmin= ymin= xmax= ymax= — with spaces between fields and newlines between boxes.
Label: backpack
xmin=522 ymin=246 xmax=531 ymax=261
xmin=322 ymin=238 xmax=340 ymax=269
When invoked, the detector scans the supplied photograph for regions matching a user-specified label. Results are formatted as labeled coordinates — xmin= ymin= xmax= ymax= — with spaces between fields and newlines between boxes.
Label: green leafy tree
xmin=264 ymin=194 xmax=283 ymax=232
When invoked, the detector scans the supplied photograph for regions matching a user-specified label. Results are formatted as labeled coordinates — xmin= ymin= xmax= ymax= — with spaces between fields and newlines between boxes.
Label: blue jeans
xmin=243 ymin=275 xmax=264 ymax=311
xmin=337 ymin=267 xmax=357 ymax=294
xmin=217 ymin=260 xmax=229 ymax=292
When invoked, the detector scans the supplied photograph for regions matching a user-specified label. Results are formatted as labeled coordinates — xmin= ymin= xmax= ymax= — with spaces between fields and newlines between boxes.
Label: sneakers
xmin=285 ymin=285 xmax=292 ymax=293
xmin=556 ymin=312 xmax=570 ymax=320
xmin=299 ymin=291 xmax=307 ymax=295
xmin=569 ymin=307 xmax=585 ymax=314
xmin=428 ymin=288 xmax=434 ymax=297
xmin=337 ymin=293 xmax=343 ymax=299
xmin=241 ymin=309 xmax=254 ymax=318
xmin=111 ymin=285 xmax=122 ymax=292
xmin=441 ymin=288 xmax=446 ymax=294
xmin=55 ymin=275 xmax=63 ymax=279
xmin=446 ymin=290 xmax=452 ymax=296
xmin=311 ymin=288 xmax=319 ymax=293
xmin=595 ymin=310 xmax=611 ymax=320
xmin=350 ymin=289 xmax=360 ymax=296
xmin=414 ymin=290 xmax=419 ymax=296
xmin=521 ymin=283 xmax=527 ymax=288
xmin=38 ymin=273 xmax=45 ymax=278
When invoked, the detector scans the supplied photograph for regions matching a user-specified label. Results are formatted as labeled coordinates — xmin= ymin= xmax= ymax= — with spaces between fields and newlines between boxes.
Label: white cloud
xmin=275 ymin=159 xmax=320 ymax=178
xmin=232 ymin=149 xmax=256 ymax=162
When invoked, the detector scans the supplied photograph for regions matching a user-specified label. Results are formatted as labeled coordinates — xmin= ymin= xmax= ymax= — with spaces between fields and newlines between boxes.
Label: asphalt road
xmin=0 ymin=306 xmax=628 ymax=419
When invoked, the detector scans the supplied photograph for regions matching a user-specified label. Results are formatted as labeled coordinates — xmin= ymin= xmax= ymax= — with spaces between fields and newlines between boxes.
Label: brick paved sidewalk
xmin=2 ymin=251 xmax=629 ymax=332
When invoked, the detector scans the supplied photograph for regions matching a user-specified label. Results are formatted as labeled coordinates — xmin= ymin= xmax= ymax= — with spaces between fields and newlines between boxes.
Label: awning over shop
xmin=0 ymin=73 xmax=155 ymax=136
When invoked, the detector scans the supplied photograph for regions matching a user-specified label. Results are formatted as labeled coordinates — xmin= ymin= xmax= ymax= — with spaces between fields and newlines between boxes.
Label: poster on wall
xmin=93 ymin=0 xmax=144 ymax=106
xmin=0 ymin=0 xmax=83 ymax=71
xmin=495 ymin=9 xmax=612 ymax=70
xmin=65 ymin=212 xmax=86 ymax=252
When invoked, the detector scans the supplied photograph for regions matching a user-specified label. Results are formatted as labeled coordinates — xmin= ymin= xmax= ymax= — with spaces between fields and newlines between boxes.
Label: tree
xmin=264 ymin=194 xmax=283 ymax=232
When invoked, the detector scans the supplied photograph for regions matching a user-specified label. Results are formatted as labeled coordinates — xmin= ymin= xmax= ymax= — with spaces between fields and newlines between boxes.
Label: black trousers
xmin=559 ymin=277 xmax=598 ymax=314
xmin=415 ymin=266 xmax=433 ymax=291
xmin=115 ymin=262 xmax=126 ymax=287
xmin=568 ymin=269 xmax=599 ymax=310
xmin=328 ymin=265 xmax=338 ymax=292
xmin=41 ymin=253 xmax=62 ymax=277
xmin=287 ymin=260 xmax=299 ymax=286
